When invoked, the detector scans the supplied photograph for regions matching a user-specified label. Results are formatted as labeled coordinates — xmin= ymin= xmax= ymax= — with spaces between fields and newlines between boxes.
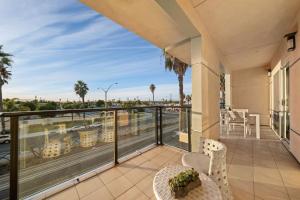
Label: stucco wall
xmin=231 ymin=67 xmax=270 ymax=126
xmin=270 ymin=12 xmax=300 ymax=161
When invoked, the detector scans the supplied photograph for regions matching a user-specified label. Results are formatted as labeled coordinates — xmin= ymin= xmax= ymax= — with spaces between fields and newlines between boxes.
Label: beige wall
xmin=231 ymin=67 xmax=269 ymax=125
xmin=270 ymin=11 xmax=300 ymax=161
xmin=178 ymin=0 xmax=223 ymax=147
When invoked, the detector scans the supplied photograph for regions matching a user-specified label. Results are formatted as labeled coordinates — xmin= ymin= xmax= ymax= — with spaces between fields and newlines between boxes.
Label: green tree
xmin=3 ymin=98 xmax=18 ymax=112
xmin=96 ymin=100 xmax=105 ymax=107
xmin=0 ymin=46 xmax=13 ymax=133
xmin=74 ymin=80 xmax=89 ymax=107
xmin=149 ymin=84 xmax=156 ymax=103
xmin=38 ymin=102 xmax=57 ymax=110
xmin=22 ymin=101 xmax=37 ymax=111
xmin=164 ymin=51 xmax=191 ymax=130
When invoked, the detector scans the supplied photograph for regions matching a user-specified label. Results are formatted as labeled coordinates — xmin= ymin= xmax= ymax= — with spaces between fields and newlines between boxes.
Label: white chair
xmin=182 ymin=138 xmax=233 ymax=200
xmin=227 ymin=110 xmax=251 ymax=137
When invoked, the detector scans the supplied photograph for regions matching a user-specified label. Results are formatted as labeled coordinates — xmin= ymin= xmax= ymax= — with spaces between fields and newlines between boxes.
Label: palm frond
xmin=163 ymin=51 xmax=190 ymax=76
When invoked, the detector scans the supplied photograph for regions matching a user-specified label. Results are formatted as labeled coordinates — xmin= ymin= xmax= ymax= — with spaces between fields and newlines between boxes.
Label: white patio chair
xmin=227 ymin=110 xmax=251 ymax=137
xmin=182 ymin=138 xmax=233 ymax=200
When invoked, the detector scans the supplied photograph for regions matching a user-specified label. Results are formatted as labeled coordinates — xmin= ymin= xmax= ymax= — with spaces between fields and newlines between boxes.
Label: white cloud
xmin=0 ymin=0 xmax=192 ymax=102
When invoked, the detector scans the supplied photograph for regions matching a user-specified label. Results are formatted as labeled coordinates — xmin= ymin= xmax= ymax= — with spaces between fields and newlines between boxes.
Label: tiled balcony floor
xmin=48 ymin=127 xmax=300 ymax=200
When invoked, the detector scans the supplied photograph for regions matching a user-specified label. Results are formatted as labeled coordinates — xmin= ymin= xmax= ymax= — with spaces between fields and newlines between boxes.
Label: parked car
xmin=0 ymin=134 xmax=10 ymax=144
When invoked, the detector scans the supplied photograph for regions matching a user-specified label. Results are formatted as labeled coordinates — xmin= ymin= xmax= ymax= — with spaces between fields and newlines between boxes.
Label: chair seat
xmin=182 ymin=153 xmax=210 ymax=175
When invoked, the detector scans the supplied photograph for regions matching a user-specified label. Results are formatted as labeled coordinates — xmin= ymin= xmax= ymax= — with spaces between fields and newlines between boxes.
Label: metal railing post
xmin=159 ymin=107 xmax=163 ymax=145
xmin=114 ymin=110 xmax=119 ymax=165
xmin=187 ymin=108 xmax=192 ymax=152
xmin=10 ymin=116 xmax=19 ymax=200
xmin=155 ymin=107 xmax=159 ymax=145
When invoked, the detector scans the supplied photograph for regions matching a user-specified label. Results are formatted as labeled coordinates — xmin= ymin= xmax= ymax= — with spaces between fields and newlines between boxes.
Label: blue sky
xmin=0 ymin=0 xmax=191 ymax=101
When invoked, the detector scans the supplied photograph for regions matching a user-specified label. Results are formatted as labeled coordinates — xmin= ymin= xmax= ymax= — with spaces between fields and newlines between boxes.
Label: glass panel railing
xmin=161 ymin=107 xmax=190 ymax=151
xmin=0 ymin=116 xmax=10 ymax=200
xmin=118 ymin=108 xmax=156 ymax=158
xmin=18 ymin=111 xmax=114 ymax=198
xmin=2 ymin=105 xmax=191 ymax=199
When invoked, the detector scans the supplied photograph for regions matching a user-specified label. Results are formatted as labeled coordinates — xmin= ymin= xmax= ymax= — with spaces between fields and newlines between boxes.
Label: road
xmin=0 ymin=115 xmax=184 ymax=199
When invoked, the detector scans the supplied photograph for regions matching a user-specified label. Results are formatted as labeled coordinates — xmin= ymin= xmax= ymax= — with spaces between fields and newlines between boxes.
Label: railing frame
xmin=1 ymin=105 xmax=191 ymax=200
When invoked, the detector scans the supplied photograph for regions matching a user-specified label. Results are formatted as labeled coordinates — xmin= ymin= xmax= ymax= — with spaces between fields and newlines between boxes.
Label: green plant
xmin=168 ymin=168 xmax=200 ymax=192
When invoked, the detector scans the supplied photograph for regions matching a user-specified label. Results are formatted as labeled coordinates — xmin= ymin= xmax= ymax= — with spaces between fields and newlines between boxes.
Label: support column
xmin=191 ymin=36 xmax=202 ymax=152
xmin=225 ymin=74 xmax=231 ymax=108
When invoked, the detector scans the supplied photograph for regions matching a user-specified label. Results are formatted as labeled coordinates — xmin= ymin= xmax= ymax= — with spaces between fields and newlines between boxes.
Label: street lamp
xmin=98 ymin=82 xmax=118 ymax=108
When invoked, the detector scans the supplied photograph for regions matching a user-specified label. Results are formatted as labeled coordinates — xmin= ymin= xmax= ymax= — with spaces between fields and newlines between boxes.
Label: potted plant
xmin=168 ymin=168 xmax=201 ymax=198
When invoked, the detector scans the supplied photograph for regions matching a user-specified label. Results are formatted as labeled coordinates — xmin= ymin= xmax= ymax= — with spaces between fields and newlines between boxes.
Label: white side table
xmin=153 ymin=165 xmax=222 ymax=200
xmin=249 ymin=114 xmax=260 ymax=139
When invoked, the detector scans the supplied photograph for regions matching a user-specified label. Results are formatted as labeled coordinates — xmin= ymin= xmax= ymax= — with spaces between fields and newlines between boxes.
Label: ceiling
xmin=81 ymin=0 xmax=300 ymax=71
xmin=191 ymin=0 xmax=300 ymax=70
xmin=80 ymin=0 xmax=196 ymax=64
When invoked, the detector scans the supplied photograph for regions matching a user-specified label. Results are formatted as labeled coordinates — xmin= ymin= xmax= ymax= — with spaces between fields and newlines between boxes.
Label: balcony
xmin=48 ymin=126 xmax=300 ymax=200
xmin=0 ymin=106 xmax=191 ymax=200
xmin=1 ymin=106 xmax=300 ymax=200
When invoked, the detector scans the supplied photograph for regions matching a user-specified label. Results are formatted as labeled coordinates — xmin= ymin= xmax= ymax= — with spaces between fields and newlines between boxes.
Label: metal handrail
xmin=4 ymin=105 xmax=192 ymax=200
xmin=0 ymin=105 xmax=191 ymax=117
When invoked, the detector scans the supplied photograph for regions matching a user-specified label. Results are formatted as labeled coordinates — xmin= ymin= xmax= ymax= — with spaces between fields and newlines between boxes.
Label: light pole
xmin=98 ymin=82 xmax=118 ymax=108
xmin=98 ymin=83 xmax=118 ymax=142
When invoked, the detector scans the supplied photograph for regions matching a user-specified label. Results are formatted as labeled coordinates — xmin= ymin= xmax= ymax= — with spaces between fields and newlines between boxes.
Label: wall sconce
xmin=284 ymin=32 xmax=297 ymax=52
xmin=267 ymin=69 xmax=271 ymax=77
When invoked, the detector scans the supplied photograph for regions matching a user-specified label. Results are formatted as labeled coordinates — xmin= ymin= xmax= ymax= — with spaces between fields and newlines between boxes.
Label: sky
xmin=0 ymin=0 xmax=191 ymax=101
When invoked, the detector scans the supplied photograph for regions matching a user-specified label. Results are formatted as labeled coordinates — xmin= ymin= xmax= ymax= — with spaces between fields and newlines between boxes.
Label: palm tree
xmin=164 ymin=51 xmax=191 ymax=130
xmin=74 ymin=80 xmax=89 ymax=107
xmin=149 ymin=84 xmax=156 ymax=103
xmin=185 ymin=95 xmax=192 ymax=104
xmin=0 ymin=45 xmax=13 ymax=133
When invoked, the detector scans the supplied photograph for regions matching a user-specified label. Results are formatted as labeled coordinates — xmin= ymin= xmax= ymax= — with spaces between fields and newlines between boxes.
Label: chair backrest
xmin=199 ymin=138 xmax=233 ymax=200
xmin=227 ymin=110 xmax=236 ymax=120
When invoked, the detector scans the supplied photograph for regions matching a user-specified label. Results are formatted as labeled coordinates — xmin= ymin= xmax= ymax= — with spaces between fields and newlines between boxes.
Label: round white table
xmin=153 ymin=165 xmax=222 ymax=200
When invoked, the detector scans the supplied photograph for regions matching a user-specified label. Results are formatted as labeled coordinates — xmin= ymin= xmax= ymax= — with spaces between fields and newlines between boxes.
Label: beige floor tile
xmin=150 ymin=154 xmax=170 ymax=167
xmin=254 ymin=167 xmax=283 ymax=186
xmin=229 ymin=178 xmax=254 ymax=200
xmin=116 ymin=162 xmax=137 ymax=174
xmin=142 ymin=150 xmax=159 ymax=160
xmin=254 ymin=182 xmax=289 ymax=200
xmin=106 ymin=176 xmax=133 ymax=198
xmin=116 ymin=186 xmax=149 ymax=200
xmin=75 ymin=177 xmax=104 ymax=198
xmin=136 ymin=174 xmax=155 ymax=198
xmin=98 ymin=167 xmax=123 ymax=184
xmin=48 ymin=187 xmax=79 ymax=200
xmin=228 ymin=165 xmax=253 ymax=181
xmin=124 ymin=167 xmax=149 ymax=185
xmin=253 ymin=158 xmax=277 ymax=169
xmin=280 ymin=170 xmax=300 ymax=187
xmin=81 ymin=186 xmax=113 ymax=200
xmin=126 ymin=154 xmax=148 ymax=166
xmin=286 ymin=186 xmax=300 ymax=200
xmin=231 ymin=155 xmax=253 ymax=166
xmin=139 ymin=160 xmax=160 ymax=174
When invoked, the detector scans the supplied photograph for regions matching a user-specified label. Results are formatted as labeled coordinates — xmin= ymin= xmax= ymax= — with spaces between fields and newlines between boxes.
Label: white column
xmin=191 ymin=36 xmax=202 ymax=152
xmin=225 ymin=74 xmax=231 ymax=108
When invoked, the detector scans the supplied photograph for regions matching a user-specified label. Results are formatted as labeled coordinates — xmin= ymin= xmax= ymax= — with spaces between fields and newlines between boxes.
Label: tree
xmin=0 ymin=45 xmax=13 ymax=133
xmin=149 ymin=84 xmax=156 ymax=103
xmin=3 ymin=98 xmax=18 ymax=112
xmin=74 ymin=80 xmax=89 ymax=107
xmin=185 ymin=95 xmax=192 ymax=105
xmin=164 ymin=51 xmax=191 ymax=130
xmin=96 ymin=100 xmax=105 ymax=107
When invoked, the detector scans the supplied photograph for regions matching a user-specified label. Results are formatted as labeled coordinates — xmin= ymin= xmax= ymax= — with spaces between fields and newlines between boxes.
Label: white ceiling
xmin=81 ymin=0 xmax=300 ymax=71
xmin=80 ymin=0 xmax=193 ymax=64
xmin=192 ymin=0 xmax=300 ymax=70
